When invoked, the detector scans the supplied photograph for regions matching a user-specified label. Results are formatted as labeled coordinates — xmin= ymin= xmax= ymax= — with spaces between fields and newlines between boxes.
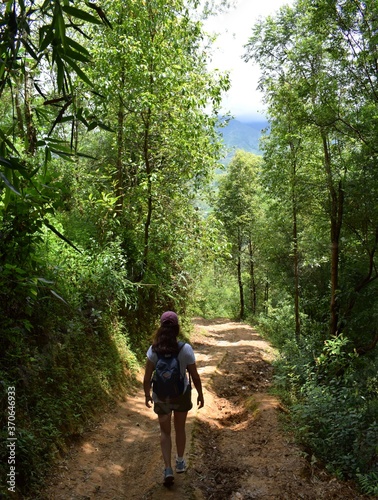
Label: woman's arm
xmin=187 ymin=363 xmax=204 ymax=409
xmin=143 ymin=359 xmax=155 ymax=408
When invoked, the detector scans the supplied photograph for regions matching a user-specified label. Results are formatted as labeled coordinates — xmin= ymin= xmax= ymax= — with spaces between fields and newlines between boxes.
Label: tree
xmin=0 ymin=0 xmax=111 ymax=196
xmin=89 ymin=0 xmax=229 ymax=283
xmin=216 ymin=150 xmax=263 ymax=319
xmin=0 ymin=2 xmax=233 ymax=495
xmin=244 ymin=0 xmax=378 ymax=347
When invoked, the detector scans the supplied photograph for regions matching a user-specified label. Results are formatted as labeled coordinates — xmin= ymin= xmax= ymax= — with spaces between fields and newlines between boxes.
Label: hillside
xmin=218 ymin=119 xmax=268 ymax=162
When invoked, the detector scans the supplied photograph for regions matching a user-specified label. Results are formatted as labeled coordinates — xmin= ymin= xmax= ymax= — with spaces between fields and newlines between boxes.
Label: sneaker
xmin=163 ymin=467 xmax=174 ymax=486
xmin=175 ymin=458 xmax=187 ymax=473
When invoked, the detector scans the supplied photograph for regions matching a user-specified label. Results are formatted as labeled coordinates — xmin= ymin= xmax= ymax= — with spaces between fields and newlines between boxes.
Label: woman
xmin=143 ymin=311 xmax=204 ymax=486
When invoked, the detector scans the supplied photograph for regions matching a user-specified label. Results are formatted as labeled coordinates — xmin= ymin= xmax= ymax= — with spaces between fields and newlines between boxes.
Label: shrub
xmin=0 ymin=221 xmax=140 ymax=496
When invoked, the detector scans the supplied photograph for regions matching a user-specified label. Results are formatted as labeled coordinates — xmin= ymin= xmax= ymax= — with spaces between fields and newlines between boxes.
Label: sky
xmin=204 ymin=0 xmax=293 ymax=122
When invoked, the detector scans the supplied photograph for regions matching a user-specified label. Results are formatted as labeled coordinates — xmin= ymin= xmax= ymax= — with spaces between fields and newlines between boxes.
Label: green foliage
xmin=192 ymin=263 xmax=240 ymax=319
xmin=357 ymin=471 xmax=378 ymax=496
xmin=315 ymin=335 xmax=357 ymax=381
xmin=254 ymin=281 xmax=378 ymax=488
xmin=0 ymin=315 xmax=137 ymax=496
xmin=242 ymin=3 xmax=378 ymax=488
xmin=0 ymin=0 xmax=231 ymax=497
xmin=257 ymin=300 xmax=297 ymax=349
xmin=215 ymin=151 xmax=265 ymax=319
xmin=0 ymin=214 xmax=139 ymax=495
xmin=3 ymin=0 xmax=378 ymax=497
xmin=262 ymin=309 xmax=378 ymax=486
xmin=291 ymin=373 xmax=378 ymax=481
xmin=257 ymin=302 xmax=324 ymax=406
xmin=0 ymin=0 xmax=111 ymax=207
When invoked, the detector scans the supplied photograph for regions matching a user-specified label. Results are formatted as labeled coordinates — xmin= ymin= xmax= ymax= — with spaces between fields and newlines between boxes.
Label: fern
xmin=357 ymin=472 xmax=378 ymax=496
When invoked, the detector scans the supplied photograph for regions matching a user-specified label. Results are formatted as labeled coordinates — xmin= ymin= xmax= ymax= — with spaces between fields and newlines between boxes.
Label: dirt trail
xmin=43 ymin=318 xmax=371 ymax=500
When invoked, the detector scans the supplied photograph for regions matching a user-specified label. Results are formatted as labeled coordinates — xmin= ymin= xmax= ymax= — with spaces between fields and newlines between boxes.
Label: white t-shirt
xmin=147 ymin=342 xmax=195 ymax=398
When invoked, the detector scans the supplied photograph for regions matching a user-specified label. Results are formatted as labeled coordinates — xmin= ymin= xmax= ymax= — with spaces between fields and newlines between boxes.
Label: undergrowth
xmin=0 ymin=300 xmax=138 ymax=498
xmin=0 ymin=223 xmax=140 ymax=498
xmin=256 ymin=303 xmax=378 ymax=495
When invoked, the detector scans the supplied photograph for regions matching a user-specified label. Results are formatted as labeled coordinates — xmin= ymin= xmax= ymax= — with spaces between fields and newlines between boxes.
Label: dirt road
xmin=43 ymin=318 xmax=371 ymax=499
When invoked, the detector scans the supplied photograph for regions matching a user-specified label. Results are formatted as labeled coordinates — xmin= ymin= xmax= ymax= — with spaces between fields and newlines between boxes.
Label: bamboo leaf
xmin=59 ymin=115 xmax=75 ymax=123
xmin=85 ymin=2 xmax=112 ymax=29
xmin=66 ymin=37 xmax=91 ymax=58
xmin=0 ymin=171 xmax=21 ymax=196
xmin=87 ymin=122 xmax=97 ymax=131
xmin=0 ymin=129 xmax=20 ymax=154
xmin=50 ymin=289 xmax=69 ymax=305
xmin=34 ymin=81 xmax=47 ymax=99
xmin=37 ymin=277 xmax=55 ymax=284
xmin=0 ymin=156 xmax=12 ymax=168
xmin=63 ymin=46 xmax=90 ymax=63
xmin=50 ymin=149 xmax=75 ymax=161
xmin=96 ymin=121 xmax=114 ymax=132
xmin=62 ymin=56 xmax=93 ymax=87
xmin=62 ymin=5 xmax=102 ymax=25
xmin=0 ymin=157 xmax=30 ymax=177
xmin=21 ymin=38 xmax=39 ymax=61
xmin=48 ymin=98 xmax=72 ymax=136
xmin=55 ymin=8 xmax=66 ymax=46
xmin=56 ymin=54 xmax=64 ymax=92
xmin=44 ymin=221 xmax=82 ymax=253
xmin=39 ymin=26 xmax=54 ymax=52
xmin=86 ymin=121 xmax=114 ymax=132
xmin=44 ymin=147 xmax=51 ymax=173
xmin=76 ymin=151 xmax=96 ymax=159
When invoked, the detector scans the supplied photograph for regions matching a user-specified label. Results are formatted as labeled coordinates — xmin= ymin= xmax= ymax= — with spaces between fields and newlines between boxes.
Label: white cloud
xmin=205 ymin=0 xmax=293 ymax=121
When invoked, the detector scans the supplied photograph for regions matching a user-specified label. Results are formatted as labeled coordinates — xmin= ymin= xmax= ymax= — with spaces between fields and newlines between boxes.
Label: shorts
xmin=154 ymin=387 xmax=193 ymax=415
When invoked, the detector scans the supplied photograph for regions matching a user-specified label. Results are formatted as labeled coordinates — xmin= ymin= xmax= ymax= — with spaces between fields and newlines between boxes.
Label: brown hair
xmin=152 ymin=324 xmax=180 ymax=355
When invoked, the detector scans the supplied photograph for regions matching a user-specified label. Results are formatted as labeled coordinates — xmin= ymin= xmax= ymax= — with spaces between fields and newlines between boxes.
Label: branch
xmin=356 ymin=331 xmax=378 ymax=355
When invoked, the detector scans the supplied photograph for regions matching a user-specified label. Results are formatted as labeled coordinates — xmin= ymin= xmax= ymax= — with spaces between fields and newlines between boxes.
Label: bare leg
xmin=173 ymin=411 xmax=188 ymax=458
xmin=158 ymin=413 xmax=172 ymax=468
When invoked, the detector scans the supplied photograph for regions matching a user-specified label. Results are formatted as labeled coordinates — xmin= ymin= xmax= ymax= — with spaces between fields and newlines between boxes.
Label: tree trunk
xmin=115 ymin=72 xmax=125 ymax=214
xmin=293 ymin=202 xmax=300 ymax=342
xmin=237 ymin=228 xmax=245 ymax=319
xmin=291 ymin=159 xmax=300 ymax=342
xmin=24 ymin=72 xmax=37 ymax=155
xmin=141 ymin=108 xmax=152 ymax=280
xmin=264 ymin=277 xmax=269 ymax=315
xmin=322 ymin=131 xmax=344 ymax=336
xmin=143 ymin=175 xmax=153 ymax=277
xmin=248 ymin=235 xmax=257 ymax=314
xmin=343 ymin=226 xmax=378 ymax=326
xmin=15 ymin=79 xmax=25 ymax=140
xmin=288 ymin=133 xmax=301 ymax=342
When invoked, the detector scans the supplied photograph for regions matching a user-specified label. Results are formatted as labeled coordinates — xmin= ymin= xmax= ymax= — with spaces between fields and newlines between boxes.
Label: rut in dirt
xmin=185 ymin=318 xmax=372 ymax=500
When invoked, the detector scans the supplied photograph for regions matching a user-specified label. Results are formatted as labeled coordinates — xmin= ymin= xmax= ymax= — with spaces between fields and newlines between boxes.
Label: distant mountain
xmin=218 ymin=119 xmax=269 ymax=162
xmin=196 ymin=119 xmax=269 ymax=212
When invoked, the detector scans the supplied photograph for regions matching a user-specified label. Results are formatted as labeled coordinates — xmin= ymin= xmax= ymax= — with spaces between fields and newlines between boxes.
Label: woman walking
xmin=143 ymin=311 xmax=204 ymax=486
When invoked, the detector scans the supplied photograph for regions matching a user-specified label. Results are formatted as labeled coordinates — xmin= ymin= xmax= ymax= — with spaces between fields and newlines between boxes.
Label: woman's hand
xmin=143 ymin=359 xmax=155 ymax=409
xmin=187 ymin=362 xmax=204 ymax=409
xmin=145 ymin=394 xmax=153 ymax=408
xmin=197 ymin=394 xmax=204 ymax=409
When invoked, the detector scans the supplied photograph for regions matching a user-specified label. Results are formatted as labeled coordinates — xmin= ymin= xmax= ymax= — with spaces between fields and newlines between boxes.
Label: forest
xmin=0 ymin=0 xmax=377 ymax=497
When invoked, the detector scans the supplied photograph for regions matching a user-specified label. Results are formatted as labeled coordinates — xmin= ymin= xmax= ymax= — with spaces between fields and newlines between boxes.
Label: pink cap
xmin=160 ymin=311 xmax=179 ymax=326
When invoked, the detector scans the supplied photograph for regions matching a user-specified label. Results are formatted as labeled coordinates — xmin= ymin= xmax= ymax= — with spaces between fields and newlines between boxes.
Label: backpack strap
xmin=154 ymin=342 xmax=185 ymax=362
xmin=177 ymin=342 xmax=192 ymax=387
